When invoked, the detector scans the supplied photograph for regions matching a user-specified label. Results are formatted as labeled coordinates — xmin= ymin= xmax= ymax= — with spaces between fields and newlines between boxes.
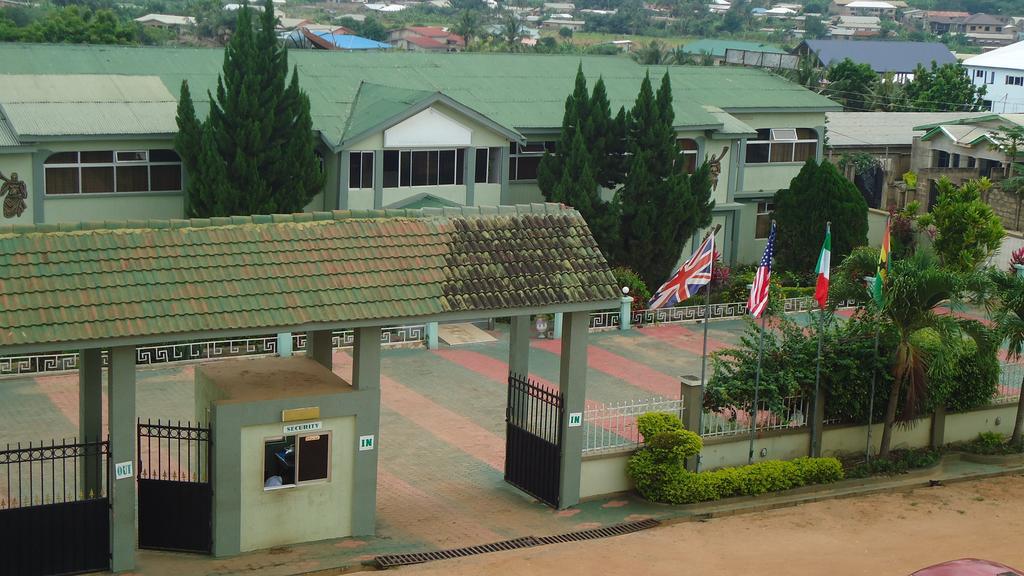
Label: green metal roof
xmin=0 ymin=44 xmax=839 ymax=146
xmin=0 ymin=113 xmax=17 ymax=148
xmin=680 ymin=39 xmax=786 ymax=57
xmin=0 ymin=203 xmax=619 ymax=350
xmin=343 ymin=83 xmax=436 ymax=144
xmin=703 ymin=105 xmax=757 ymax=137
xmin=0 ymin=75 xmax=178 ymax=138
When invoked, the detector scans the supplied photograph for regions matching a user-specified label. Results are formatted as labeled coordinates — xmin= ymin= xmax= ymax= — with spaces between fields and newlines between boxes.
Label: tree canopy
xmin=772 ymin=158 xmax=869 ymax=275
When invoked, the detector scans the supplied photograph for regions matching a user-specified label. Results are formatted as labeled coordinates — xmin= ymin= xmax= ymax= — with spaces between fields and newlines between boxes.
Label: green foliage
xmin=773 ymin=158 xmax=869 ymax=275
xmin=903 ymin=62 xmax=986 ymax=112
xmin=843 ymin=448 xmax=940 ymax=478
xmin=919 ymin=178 xmax=1005 ymax=273
xmin=337 ymin=16 xmax=387 ymax=42
xmin=176 ymin=0 xmax=323 ymax=218
xmin=824 ymin=58 xmax=878 ymax=111
xmin=0 ymin=5 xmax=143 ymax=45
xmin=977 ymin=431 xmax=1004 ymax=448
xmin=636 ymin=411 xmax=684 ymax=441
xmin=983 ymin=268 xmax=1024 ymax=445
xmin=949 ymin=432 xmax=1024 ymax=455
xmin=628 ymin=456 xmax=844 ymax=505
xmin=911 ymin=326 xmax=999 ymax=414
xmin=612 ymin=266 xmax=651 ymax=309
xmin=902 ymin=171 xmax=918 ymax=189
xmin=647 ymin=429 xmax=703 ymax=464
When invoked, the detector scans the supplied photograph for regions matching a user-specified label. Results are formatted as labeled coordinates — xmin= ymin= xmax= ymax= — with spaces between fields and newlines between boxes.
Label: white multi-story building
xmin=964 ymin=41 xmax=1024 ymax=113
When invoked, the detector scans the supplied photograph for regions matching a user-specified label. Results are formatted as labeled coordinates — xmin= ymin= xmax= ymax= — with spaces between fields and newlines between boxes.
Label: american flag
xmin=647 ymin=233 xmax=715 ymax=310
xmin=747 ymin=221 xmax=776 ymax=318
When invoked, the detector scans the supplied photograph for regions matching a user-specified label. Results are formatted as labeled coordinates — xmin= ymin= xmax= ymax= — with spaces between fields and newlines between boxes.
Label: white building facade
xmin=964 ymin=41 xmax=1024 ymax=113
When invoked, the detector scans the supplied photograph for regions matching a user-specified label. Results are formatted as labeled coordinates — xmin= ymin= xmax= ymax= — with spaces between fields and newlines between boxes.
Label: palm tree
xmin=452 ymin=10 xmax=481 ymax=48
xmin=500 ymin=10 xmax=522 ymax=50
xmin=877 ymin=250 xmax=981 ymax=457
xmin=632 ymin=40 xmax=669 ymax=65
xmin=986 ymin=269 xmax=1024 ymax=447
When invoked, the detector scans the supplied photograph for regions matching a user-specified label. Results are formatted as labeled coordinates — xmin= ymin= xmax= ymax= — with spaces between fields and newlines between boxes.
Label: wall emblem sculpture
xmin=0 ymin=171 xmax=27 ymax=218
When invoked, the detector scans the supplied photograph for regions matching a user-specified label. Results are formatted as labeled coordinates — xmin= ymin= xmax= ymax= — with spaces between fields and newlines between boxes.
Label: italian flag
xmin=814 ymin=223 xmax=831 ymax=309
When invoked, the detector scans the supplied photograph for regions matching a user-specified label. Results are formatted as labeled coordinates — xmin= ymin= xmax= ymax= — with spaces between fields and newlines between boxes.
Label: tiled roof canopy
xmin=0 ymin=204 xmax=619 ymax=351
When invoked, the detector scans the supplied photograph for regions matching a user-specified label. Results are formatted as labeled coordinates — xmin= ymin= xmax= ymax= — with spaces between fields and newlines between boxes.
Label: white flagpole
xmin=810 ymin=221 xmax=830 ymax=458
xmin=695 ymin=223 xmax=721 ymax=473
xmin=747 ymin=220 xmax=774 ymax=466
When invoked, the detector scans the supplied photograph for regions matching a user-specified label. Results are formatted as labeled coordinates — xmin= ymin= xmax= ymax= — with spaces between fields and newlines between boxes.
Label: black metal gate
xmin=137 ymin=419 xmax=212 ymax=554
xmin=504 ymin=373 xmax=563 ymax=508
xmin=0 ymin=438 xmax=110 ymax=576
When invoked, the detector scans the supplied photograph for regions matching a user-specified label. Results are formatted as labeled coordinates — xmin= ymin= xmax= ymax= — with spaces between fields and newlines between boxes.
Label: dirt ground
xmin=392 ymin=475 xmax=1024 ymax=576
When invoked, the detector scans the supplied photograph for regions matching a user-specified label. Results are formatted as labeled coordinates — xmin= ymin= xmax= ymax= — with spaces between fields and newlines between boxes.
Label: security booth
xmin=195 ymin=356 xmax=376 ymax=555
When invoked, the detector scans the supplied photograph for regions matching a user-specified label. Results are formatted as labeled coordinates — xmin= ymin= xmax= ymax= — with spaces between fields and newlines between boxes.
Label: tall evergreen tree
xmin=616 ymin=71 xmax=714 ymax=287
xmin=175 ymin=0 xmax=323 ymax=217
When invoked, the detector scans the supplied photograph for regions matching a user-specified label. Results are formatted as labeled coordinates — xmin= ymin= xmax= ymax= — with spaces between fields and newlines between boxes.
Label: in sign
xmin=115 ymin=461 xmax=134 ymax=480
xmin=359 ymin=435 xmax=375 ymax=451
xmin=568 ymin=412 xmax=583 ymax=427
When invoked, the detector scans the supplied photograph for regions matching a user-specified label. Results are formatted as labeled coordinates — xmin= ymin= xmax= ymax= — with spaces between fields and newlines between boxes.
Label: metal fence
xmin=589 ymin=297 xmax=860 ymax=331
xmin=0 ymin=325 xmax=426 ymax=377
xmin=702 ymin=394 xmax=810 ymax=438
xmin=582 ymin=397 xmax=685 ymax=454
xmin=996 ymin=361 xmax=1024 ymax=405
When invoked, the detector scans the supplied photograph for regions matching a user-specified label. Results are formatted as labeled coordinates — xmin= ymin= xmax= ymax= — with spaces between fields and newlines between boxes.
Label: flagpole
xmin=748 ymin=313 xmax=767 ymax=465
xmin=866 ymin=324 xmax=880 ymax=462
xmin=693 ymin=224 xmax=720 ymax=472
xmin=810 ymin=221 xmax=830 ymax=458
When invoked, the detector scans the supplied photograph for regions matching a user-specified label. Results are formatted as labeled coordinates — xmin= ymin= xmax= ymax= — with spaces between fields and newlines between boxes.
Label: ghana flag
xmin=872 ymin=216 xmax=890 ymax=306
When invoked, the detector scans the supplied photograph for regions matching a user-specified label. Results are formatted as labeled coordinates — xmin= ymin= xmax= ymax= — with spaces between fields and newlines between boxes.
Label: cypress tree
xmin=175 ymin=0 xmax=323 ymax=218
xmin=174 ymin=80 xmax=202 ymax=174
xmin=587 ymin=77 xmax=620 ymax=188
xmin=616 ymin=71 xmax=714 ymax=287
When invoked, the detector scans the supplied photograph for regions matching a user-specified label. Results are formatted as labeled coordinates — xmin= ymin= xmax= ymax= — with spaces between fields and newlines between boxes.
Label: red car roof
xmin=912 ymin=558 xmax=1024 ymax=576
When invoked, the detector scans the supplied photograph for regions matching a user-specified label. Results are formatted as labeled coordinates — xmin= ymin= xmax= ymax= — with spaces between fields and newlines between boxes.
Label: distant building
xmin=387 ymin=27 xmax=464 ymax=52
xmin=285 ymin=28 xmax=392 ymax=51
xmin=964 ymin=41 xmax=1024 ymax=113
xmin=541 ymin=18 xmax=585 ymax=31
xmin=842 ymin=0 xmax=897 ymax=19
xmin=543 ymin=2 xmax=575 ymax=12
xmin=796 ymin=39 xmax=955 ymax=81
xmin=134 ymin=13 xmax=196 ymax=29
xmin=831 ymin=15 xmax=882 ymax=37
xmin=679 ymin=39 xmax=785 ymax=65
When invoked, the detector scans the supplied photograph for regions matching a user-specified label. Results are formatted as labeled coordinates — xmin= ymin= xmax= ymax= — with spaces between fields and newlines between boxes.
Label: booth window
xmin=755 ymin=200 xmax=775 ymax=239
xmin=678 ymin=139 xmax=699 ymax=174
xmin=263 ymin=432 xmax=330 ymax=490
xmin=44 ymin=149 xmax=183 ymax=195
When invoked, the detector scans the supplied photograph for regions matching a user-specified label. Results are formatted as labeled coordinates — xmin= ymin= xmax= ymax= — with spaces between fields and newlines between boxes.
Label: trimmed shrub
xmin=792 ymin=456 xmax=844 ymax=484
xmin=647 ymin=429 xmax=703 ymax=464
xmin=637 ymin=412 xmax=684 ymax=441
xmin=612 ymin=267 xmax=651 ymax=311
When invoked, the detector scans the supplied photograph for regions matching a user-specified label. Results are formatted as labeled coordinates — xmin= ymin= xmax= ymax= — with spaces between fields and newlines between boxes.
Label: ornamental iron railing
xmin=582 ymin=397 xmax=685 ymax=454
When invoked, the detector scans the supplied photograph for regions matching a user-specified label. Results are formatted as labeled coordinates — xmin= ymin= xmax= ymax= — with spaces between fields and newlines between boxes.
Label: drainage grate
xmin=375 ymin=536 xmax=542 ymax=568
xmin=535 ymin=518 xmax=661 ymax=545
xmin=374 ymin=519 xmax=660 ymax=568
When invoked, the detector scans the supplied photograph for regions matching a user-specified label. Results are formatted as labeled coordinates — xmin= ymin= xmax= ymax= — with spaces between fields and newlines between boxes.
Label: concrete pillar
xmin=79 ymin=348 xmax=104 ymax=496
xmin=308 ymin=330 xmax=334 ymax=371
xmin=107 ymin=346 xmax=136 ymax=572
xmin=373 ymin=149 xmax=384 ymax=209
xmin=552 ymin=312 xmax=563 ymax=339
xmin=557 ymin=311 xmax=588 ymax=509
xmin=499 ymin=145 xmax=511 ymax=204
xmin=339 ymin=150 xmax=350 ymax=210
xmin=680 ymin=375 xmax=703 ymax=472
xmin=426 ymin=322 xmax=439 ymax=350
xmin=351 ymin=326 xmax=381 ymax=535
xmin=619 ymin=296 xmax=634 ymax=330
xmin=930 ymin=405 xmax=946 ymax=450
xmin=508 ymin=315 xmax=531 ymax=378
xmin=276 ymin=332 xmax=293 ymax=357
xmin=464 ymin=147 xmax=477 ymax=206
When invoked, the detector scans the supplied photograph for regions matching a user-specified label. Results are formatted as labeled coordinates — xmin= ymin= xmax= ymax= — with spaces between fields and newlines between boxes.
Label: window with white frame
xmin=381 ymin=149 xmax=465 ymax=188
xmin=1005 ymin=76 xmax=1024 ymax=86
xmin=755 ymin=200 xmax=774 ymax=239
xmin=474 ymin=147 xmax=503 ymax=184
xmin=263 ymin=431 xmax=330 ymax=490
xmin=678 ymin=139 xmax=699 ymax=174
xmin=349 ymin=151 xmax=374 ymax=189
xmin=509 ymin=141 xmax=555 ymax=181
xmin=745 ymin=128 xmax=817 ymax=164
xmin=44 ymin=149 xmax=182 ymax=195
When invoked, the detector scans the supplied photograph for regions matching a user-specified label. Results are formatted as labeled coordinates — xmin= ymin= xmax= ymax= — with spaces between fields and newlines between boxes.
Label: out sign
xmin=568 ymin=412 xmax=582 ymax=427
xmin=359 ymin=435 xmax=375 ymax=451
xmin=114 ymin=461 xmax=133 ymax=480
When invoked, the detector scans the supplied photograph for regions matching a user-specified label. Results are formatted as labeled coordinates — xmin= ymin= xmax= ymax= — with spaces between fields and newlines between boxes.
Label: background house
xmin=826 ymin=111 xmax=989 ymax=208
xmin=387 ymin=26 xmax=464 ymax=52
xmin=796 ymin=39 xmax=956 ymax=81
xmin=964 ymin=41 xmax=1024 ymax=113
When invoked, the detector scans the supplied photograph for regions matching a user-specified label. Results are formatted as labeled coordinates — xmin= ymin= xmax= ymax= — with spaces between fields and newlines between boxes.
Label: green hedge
xmin=626 ymin=412 xmax=843 ymax=505
xmin=628 ymin=455 xmax=845 ymax=505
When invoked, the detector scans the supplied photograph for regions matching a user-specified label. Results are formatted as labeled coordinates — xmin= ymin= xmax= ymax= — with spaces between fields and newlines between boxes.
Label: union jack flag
xmin=747 ymin=221 xmax=776 ymax=319
xmin=647 ymin=233 xmax=715 ymax=310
